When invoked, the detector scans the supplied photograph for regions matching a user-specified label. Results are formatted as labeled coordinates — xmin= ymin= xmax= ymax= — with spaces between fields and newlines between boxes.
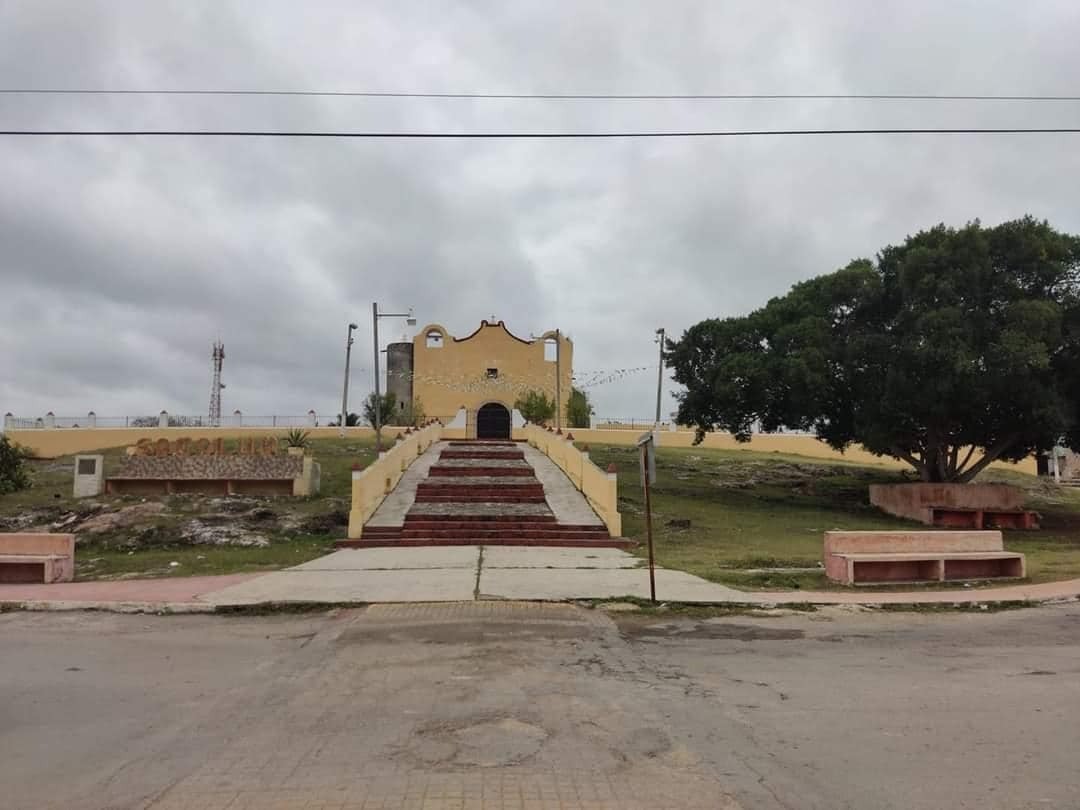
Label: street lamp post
xmin=339 ymin=322 xmax=358 ymax=438
xmin=654 ymin=327 xmax=665 ymax=427
xmin=372 ymin=302 xmax=416 ymax=453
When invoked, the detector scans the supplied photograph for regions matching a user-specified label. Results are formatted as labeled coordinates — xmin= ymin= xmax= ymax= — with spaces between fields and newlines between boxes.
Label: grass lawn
xmin=584 ymin=442 xmax=1080 ymax=591
xmin=1 ymin=436 xmax=378 ymax=580
xmin=5 ymin=434 xmax=1080 ymax=590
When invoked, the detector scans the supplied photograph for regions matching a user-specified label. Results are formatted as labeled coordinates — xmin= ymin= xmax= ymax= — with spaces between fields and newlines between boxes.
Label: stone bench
xmin=823 ymin=530 xmax=1025 ymax=586
xmin=931 ymin=507 xmax=1040 ymax=530
xmin=0 ymin=533 xmax=75 ymax=584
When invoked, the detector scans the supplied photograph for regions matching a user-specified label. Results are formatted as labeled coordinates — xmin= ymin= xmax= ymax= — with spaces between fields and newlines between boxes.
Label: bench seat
xmin=0 ymin=534 xmax=75 ymax=583
xmin=823 ymin=530 xmax=1025 ymax=585
xmin=833 ymin=551 xmax=1025 ymax=585
xmin=931 ymin=507 xmax=1040 ymax=530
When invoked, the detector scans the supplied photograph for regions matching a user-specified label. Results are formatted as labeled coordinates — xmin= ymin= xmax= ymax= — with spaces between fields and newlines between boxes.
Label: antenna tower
xmin=209 ymin=341 xmax=225 ymax=426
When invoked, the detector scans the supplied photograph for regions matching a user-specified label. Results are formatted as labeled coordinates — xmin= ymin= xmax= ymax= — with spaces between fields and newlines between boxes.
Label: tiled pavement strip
xmin=133 ymin=602 xmax=744 ymax=810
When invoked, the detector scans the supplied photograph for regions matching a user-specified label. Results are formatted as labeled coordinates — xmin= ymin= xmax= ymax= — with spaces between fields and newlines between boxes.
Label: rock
xmin=300 ymin=510 xmax=349 ymax=535
xmin=178 ymin=519 xmax=270 ymax=548
xmin=78 ymin=502 xmax=167 ymax=534
xmin=666 ymin=518 xmax=692 ymax=530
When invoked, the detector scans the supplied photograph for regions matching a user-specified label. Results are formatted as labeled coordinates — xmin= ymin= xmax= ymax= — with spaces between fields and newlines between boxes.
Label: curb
xmin=2 ymin=593 xmax=1077 ymax=615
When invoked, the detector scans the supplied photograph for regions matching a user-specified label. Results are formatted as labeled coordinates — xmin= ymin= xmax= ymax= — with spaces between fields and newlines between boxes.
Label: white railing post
xmin=45 ymin=411 xmax=56 ymax=429
xmin=3 ymin=413 xmax=12 ymax=430
xmin=87 ymin=411 xmax=97 ymax=428
xmin=307 ymin=409 xmax=317 ymax=427
xmin=158 ymin=410 xmax=169 ymax=428
xmin=232 ymin=409 xmax=243 ymax=427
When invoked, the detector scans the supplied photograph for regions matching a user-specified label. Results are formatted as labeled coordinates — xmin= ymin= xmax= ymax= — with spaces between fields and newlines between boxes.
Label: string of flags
xmin=386 ymin=365 xmax=656 ymax=393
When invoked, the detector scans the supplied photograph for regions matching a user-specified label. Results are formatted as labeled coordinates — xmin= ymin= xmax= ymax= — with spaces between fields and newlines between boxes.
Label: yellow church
xmin=385 ymin=319 xmax=573 ymax=439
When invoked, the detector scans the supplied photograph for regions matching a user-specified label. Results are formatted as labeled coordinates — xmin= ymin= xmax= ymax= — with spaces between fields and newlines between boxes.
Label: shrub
xmin=0 ymin=435 xmax=31 ymax=494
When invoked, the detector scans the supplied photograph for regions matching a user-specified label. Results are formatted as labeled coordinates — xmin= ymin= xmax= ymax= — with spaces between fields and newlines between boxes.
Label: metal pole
xmin=655 ymin=327 xmax=665 ymax=426
xmin=642 ymin=444 xmax=657 ymax=603
xmin=372 ymin=302 xmax=382 ymax=453
xmin=340 ymin=324 xmax=354 ymax=438
xmin=555 ymin=327 xmax=562 ymax=431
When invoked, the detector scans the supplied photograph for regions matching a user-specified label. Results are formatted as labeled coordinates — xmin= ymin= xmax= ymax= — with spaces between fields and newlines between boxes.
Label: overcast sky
xmin=1 ymin=1 xmax=1078 ymax=423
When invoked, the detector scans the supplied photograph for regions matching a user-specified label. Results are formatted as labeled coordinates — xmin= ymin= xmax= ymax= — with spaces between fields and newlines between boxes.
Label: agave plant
xmin=283 ymin=428 xmax=311 ymax=449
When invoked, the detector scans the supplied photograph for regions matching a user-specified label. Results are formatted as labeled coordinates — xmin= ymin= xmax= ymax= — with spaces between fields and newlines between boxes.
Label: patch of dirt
xmin=618 ymin=618 xmax=805 ymax=641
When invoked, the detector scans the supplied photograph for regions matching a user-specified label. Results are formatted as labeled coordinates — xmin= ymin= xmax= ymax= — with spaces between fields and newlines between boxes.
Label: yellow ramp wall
xmin=347 ymin=424 xmax=442 ymax=539
xmin=527 ymin=425 xmax=621 ymax=536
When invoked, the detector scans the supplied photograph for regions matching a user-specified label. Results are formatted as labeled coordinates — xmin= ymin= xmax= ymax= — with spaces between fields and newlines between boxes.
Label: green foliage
xmin=515 ymin=390 xmax=556 ymax=425
xmin=362 ymin=392 xmax=397 ymax=427
xmin=667 ymin=216 xmax=1080 ymax=482
xmin=0 ymin=434 xmax=31 ymax=494
xmin=283 ymin=428 xmax=311 ymax=448
xmin=396 ymin=396 xmax=427 ymax=427
xmin=568 ymin=387 xmax=594 ymax=428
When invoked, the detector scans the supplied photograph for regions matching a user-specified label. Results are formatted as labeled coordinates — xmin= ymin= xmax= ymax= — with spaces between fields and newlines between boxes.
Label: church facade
xmin=385 ymin=319 xmax=573 ymax=439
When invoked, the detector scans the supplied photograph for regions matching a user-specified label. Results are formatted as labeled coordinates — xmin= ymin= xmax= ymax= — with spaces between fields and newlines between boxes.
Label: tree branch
xmin=957 ymin=435 xmax=1020 ymax=483
xmin=953 ymin=444 xmax=977 ymax=478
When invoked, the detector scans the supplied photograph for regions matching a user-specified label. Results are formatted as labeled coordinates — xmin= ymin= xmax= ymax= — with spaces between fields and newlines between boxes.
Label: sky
xmin=1 ymin=0 xmax=1079 ymax=424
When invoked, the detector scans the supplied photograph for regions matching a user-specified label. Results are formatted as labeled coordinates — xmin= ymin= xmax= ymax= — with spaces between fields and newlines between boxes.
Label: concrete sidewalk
xmin=5 ymin=548 xmax=1078 ymax=612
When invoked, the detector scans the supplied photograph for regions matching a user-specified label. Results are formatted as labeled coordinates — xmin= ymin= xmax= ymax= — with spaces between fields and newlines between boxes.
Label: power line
xmin=2 ymin=89 xmax=1080 ymax=102
xmin=1 ymin=128 xmax=1080 ymax=139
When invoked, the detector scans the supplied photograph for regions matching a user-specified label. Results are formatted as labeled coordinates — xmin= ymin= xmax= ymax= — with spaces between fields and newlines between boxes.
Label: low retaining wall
xmin=525 ymin=426 xmax=622 ymax=537
xmin=347 ymin=423 xmax=443 ymax=539
xmin=869 ymin=483 xmax=1025 ymax=524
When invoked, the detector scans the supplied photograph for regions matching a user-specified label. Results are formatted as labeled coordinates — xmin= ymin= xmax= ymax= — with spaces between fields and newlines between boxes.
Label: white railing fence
xmin=3 ymin=411 xmax=327 ymax=430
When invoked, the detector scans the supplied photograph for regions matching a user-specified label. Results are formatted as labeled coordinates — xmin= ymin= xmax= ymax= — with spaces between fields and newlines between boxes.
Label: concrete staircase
xmin=339 ymin=440 xmax=630 ymax=549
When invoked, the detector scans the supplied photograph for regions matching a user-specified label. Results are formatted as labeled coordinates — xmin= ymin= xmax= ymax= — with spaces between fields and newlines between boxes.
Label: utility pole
xmin=339 ymin=323 xmax=358 ymax=438
xmin=372 ymin=303 xmax=416 ymax=453
xmin=654 ymin=327 xmax=665 ymax=426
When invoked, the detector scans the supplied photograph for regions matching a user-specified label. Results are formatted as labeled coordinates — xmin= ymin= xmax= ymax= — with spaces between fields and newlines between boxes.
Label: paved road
xmin=2 ymin=602 xmax=1078 ymax=809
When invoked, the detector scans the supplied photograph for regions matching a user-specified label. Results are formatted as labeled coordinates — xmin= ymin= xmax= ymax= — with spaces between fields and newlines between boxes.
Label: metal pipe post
xmin=372 ymin=302 xmax=382 ymax=452
xmin=655 ymin=327 xmax=665 ymax=426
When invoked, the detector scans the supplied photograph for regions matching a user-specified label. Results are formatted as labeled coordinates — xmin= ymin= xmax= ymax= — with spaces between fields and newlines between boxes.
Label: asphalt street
xmin=2 ymin=601 xmax=1078 ymax=809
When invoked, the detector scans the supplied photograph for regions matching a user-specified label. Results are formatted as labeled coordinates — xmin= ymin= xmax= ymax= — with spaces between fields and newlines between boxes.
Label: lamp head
xmin=348 ymin=322 xmax=358 ymax=330
xmin=406 ymin=307 xmax=416 ymax=327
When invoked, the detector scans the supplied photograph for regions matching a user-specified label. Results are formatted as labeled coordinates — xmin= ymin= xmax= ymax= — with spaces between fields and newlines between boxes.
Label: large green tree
xmin=667 ymin=217 xmax=1080 ymax=482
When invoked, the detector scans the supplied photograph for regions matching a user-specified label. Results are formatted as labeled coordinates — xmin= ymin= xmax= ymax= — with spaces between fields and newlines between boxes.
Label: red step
xmin=414 ymin=494 xmax=548 ymax=503
xmin=429 ymin=466 xmax=535 ymax=477
xmin=337 ymin=537 xmax=634 ymax=549
xmin=399 ymin=530 xmax=612 ymax=540
xmin=403 ymin=521 xmax=604 ymax=531
xmin=439 ymin=450 xmax=525 ymax=460
xmin=404 ymin=514 xmax=557 ymax=523
xmin=417 ymin=491 xmax=545 ymax=499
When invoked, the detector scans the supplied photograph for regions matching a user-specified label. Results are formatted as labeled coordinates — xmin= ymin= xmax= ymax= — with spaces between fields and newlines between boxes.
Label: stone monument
xmin=73 ymin=454 xmax=105 ymax=498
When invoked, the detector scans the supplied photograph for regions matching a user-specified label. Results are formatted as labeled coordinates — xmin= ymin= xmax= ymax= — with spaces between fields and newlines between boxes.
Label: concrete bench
xmin=931 ymin=507 xmax=1040 ymax=530
xmin=0 ymin=534 xmax=75 ymax=584
xmin=824 ymin=530 xmax=1024 ymax=586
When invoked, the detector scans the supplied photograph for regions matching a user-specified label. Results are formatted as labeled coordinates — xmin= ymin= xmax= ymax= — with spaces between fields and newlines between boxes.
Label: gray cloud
xmin=1 ymin=0 xmax=1079 ymax=423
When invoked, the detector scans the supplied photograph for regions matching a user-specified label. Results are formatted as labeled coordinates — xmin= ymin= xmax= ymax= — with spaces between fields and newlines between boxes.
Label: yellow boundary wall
xmin=525 ymin=425 xmax=622 ymax=537
xmin=6 ymin=426 xmax=384 ymax=458
xmin=347 ymin=423 xmax=443 ymax=539
xmin=7 ymin=424 xmax=1036 ymax=476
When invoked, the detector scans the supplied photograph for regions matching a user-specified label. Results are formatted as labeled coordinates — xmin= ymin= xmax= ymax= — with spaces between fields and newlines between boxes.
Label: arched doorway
xmin=476 ymin=402 xmax=511 ymax=439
